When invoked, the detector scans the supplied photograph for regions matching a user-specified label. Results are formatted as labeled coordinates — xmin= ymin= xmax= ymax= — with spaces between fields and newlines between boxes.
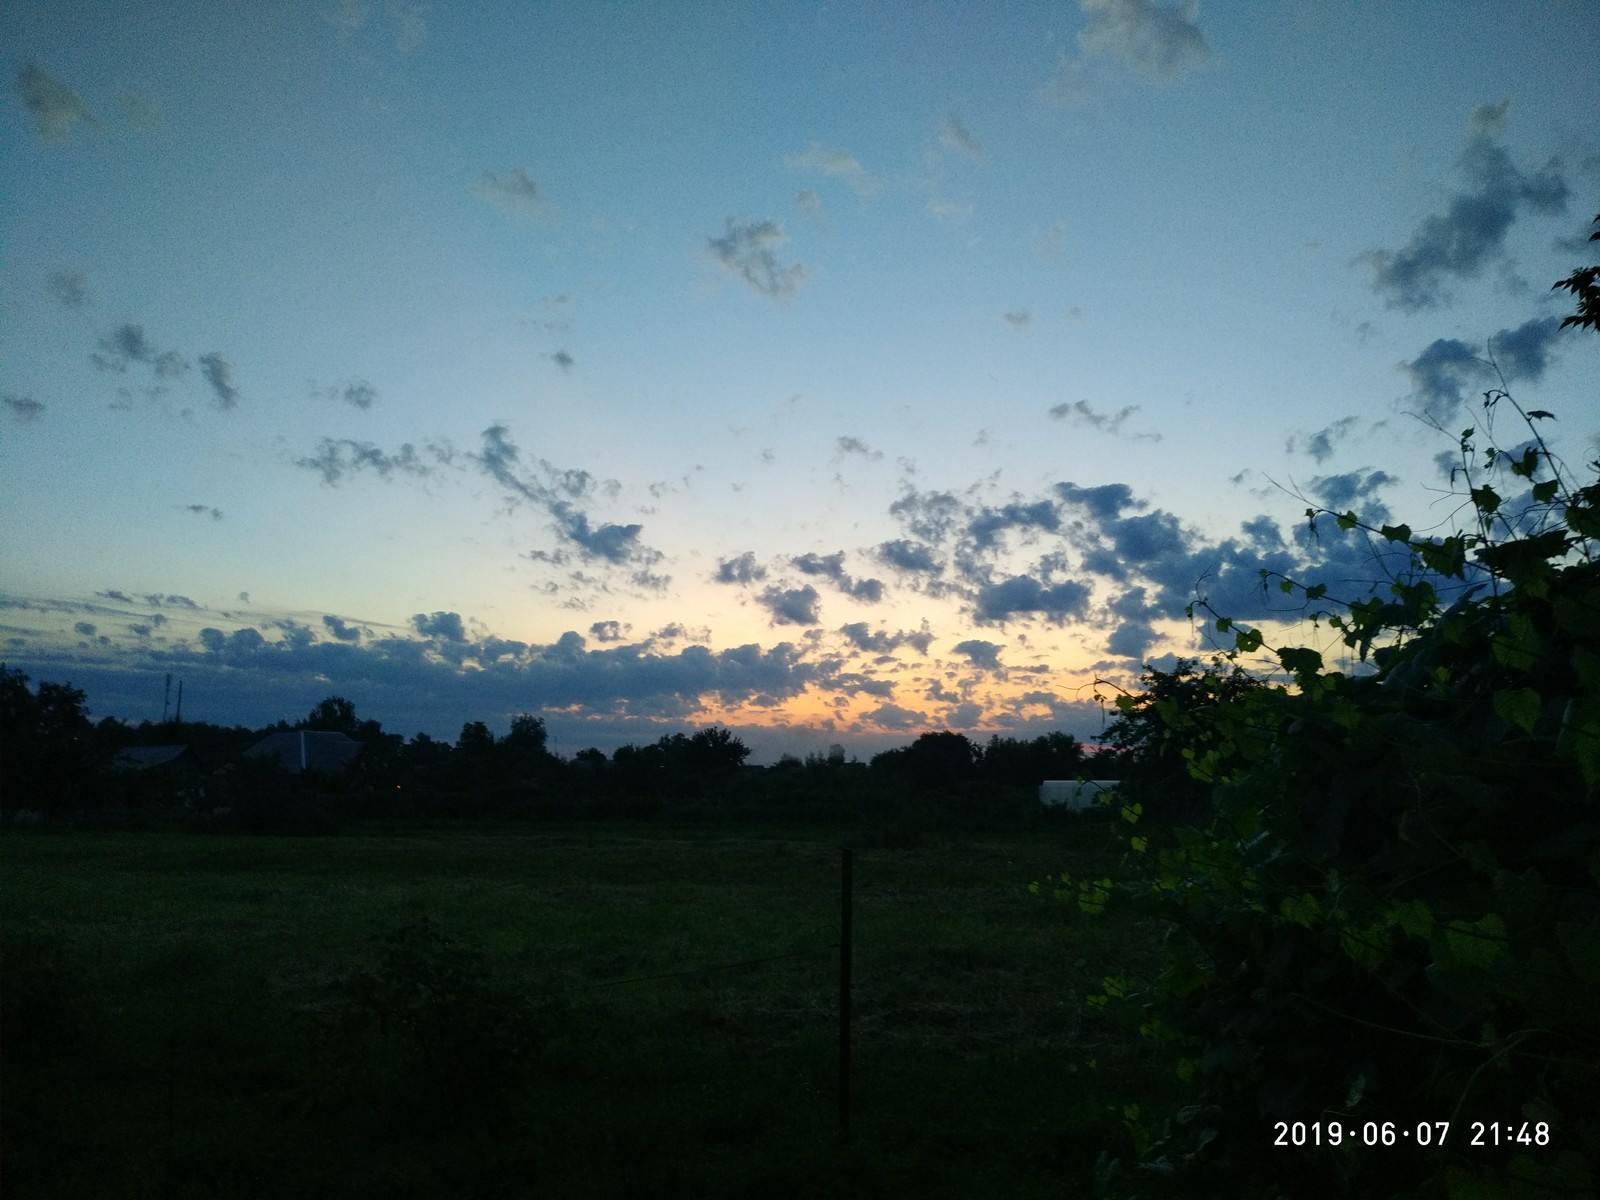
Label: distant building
xmin=113 ymin=745 xmax=203 ymax=773
xmin=245 ymin=730 xmax=363 ymax=775
xmin=827 ymin=743 xmax=846 ymax=764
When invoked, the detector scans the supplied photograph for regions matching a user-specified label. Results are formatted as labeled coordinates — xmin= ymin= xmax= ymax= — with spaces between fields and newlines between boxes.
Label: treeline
xmin=0 ymin=667 xmax=1115 ymax=833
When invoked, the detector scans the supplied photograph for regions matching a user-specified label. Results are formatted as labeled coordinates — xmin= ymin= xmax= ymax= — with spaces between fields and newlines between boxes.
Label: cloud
xmin=1403 ymin=338 xmax=1488 ymax=424
xmin=589 ymin=620 xmax=624 ymax=643
xmin=968 ymin=500 xmax=1061 ymax=549
xmin=1360 ymin=112 xmax=1569 ymax=311
xmin=412 ymin=611 xmax=467 ymax=642
xmin=551 ymin=503 xmax=648 ymax=565
xmin=197 ymin=353 xmax=239 ymax=409
xmin=322 ymin=614 xmax=362 ymax=643
xmin=791 ymin=551 xmax=884 ymax=603
xmin=786 ymin=142 xmax=879 ymax=198
xmin=16 ymin=63 xmax=96 ymax=142
xmin=707 ymin=219 xmax=804 ymax=299
xmin=48 ymin=270 xmax=89 ymax=308
xmin=877 ymin=539 xmax=943 ymax=575
xmin=1106 ymin=620 xmax=1158 ymax=660
xmin=1288 ymin=416 xmax=1360 ymax=463
xmin=117 ymin=90 xmax=165 ymax=134
xmin=1306 ymin=469 xmax=1396 ymax=521
xmin=1048 ymin=399 xmax=1160 ymax=441
xmin=1055 ymin=481 xmax=1142 ymax=521
xmin=836 ymin=436 xmax=881 ymax=460
xmin=182 ymin=504 xmax=224 ymax=521
xmin=1489 ymin=315 xmax=1564 ymax=384
xmin=4 ymin=395 xmax=45 ymax=422
xmin=953 ymin=639 xmax=1003 ymax=669
xmin=296 ymin=438 xmax=441 ymax=484
xmin=975 ymin=575 xmax=1092 ymax=623
xmin=759 ymin=584 xmax=822 ymax=626
xmin=715 ymin=552 xmax=768 ymax=585
xmin=473 ymin=168 xmax=553 ymax=221
xmin=1004 ymin=310 xmax=1031 ymax=332
xmin=331 ymin=378 xmax=377 ymax=409
xmin=1047 ymin=0 xmax=1212 ymax=101
xmin=550 ymin=351 xmax=575 ymax=372
xmin=939 ymin=116 xmax=986 ymax=161
xmin=839 ymin=622 xmax=934 ymax=656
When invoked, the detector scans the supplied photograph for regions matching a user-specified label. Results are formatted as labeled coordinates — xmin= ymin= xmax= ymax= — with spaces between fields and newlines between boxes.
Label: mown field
xmin=1 ymin=819 xmax=1172 ymax=1199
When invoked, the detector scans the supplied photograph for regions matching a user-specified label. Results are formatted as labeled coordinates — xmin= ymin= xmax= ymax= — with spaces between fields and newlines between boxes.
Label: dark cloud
xmin=889 ymin=487 xmax=965 ymax=542
xmin=968 ymin=500 xmax=1060 ymax=549
xmin=1489 ymin=315 xmax=1564 ymax=384
xmin=1055 ymin=481 xmax=1142 ymax=522
xmin=1403 ymin=338 xmax=1488 ymax=424
xmin=145 ymin=594 xmax=198 ymax=609
xmin=877 ymin=539 xmax=943 ymax=575
xmin=16 ymin=63 xmax=95 ymax=142
xmin=197 ymin=353 xmax=238 ymax=409
xmin=839 ymin=622 xmax=934 ymax=656
xmin=411 ymin=611 xmax=467 ymax=642
xmin=551 ymin=351 xmax=575 ymax=372
xmin=1306 ymin=470 xmax=1396 ymax=520
xmin=1107 ymin=620 xmax=1158 ymax=660
xmin=473 ymin=168 xmax=552 ymax=221
xmin=862 ymin=702 xmax=927 ymax=732
xmin=953 ymin=639 xmax=1003 ymax=669
xmin=551 ymin=503 xmax=647 ymax=565
xmin=759 ymin=585 xmax=822 ymax=626
xmin=791 ymin=552 xmax=884 ymax=603
xmin=73 ymin=621 xmax=96 ymax=637
xmin=334 ymin=379 xmax=377 ymax=409
xmin=182 ymin=504 xmax=223 ymax=521
xmin=322 ymin=615 xmax=362 ymax=643
xmin=836 ymin=436 xmax=881 ymax=460
xmin=975 ymin=576 xmax=1092 ymax=623
xmin=1288 ymin=416 xmax=1360 ymax=463
xmin=93 ymin=324 xmax=159 ymax=372
xmin=4 ymin=395 xmax=45 ymax=422
xmin=1361 ymin=112 xmax=1568 ymax=311
xmin=589 ymin=620 xmax=624 ymax=643
xmin=707 ymin=218 xmax=804 ymax=299
xmin=296 ymin=438 xmax=439 ymax=484
xmin=1048 ymin=399 xmax=1160 ymax=441
xmin=716 ymin=552 xmax=768 ymax=585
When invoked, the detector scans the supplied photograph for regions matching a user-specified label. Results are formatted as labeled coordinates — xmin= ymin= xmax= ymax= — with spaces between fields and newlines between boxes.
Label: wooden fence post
xmin=839 ymin=845 xmax=853 ymax=1142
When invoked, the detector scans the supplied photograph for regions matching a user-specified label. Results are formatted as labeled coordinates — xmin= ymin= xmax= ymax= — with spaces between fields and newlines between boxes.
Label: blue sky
xmin=3 ymin=0 xmax=1596 ymax=761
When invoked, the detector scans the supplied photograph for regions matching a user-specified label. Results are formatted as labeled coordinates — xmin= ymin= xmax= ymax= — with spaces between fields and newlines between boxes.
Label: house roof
xmin=245 ymin=730 xmax=363 ymax=775
xmin=114 ymin=745 xmax=198 ymax=770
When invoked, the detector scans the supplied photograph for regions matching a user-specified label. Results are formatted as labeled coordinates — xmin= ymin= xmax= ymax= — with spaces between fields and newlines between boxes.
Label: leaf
xmin=1557 ymin=696 xmax=1600 ymax=788
xmin=1379 ymin=523 xmax=1412 ymax=543
xmin=1532 ymin=479 xmax=1560 ymax=504
xmin=1508 ymin=446 xmax=1539 ymax=478
xmin=1277 ymin=645 xmax=1323 ymax=682
xmin=1337 ymin=510 xmax=1358 ymax=530
xmin=1493 ymin=687 xmax=1541 ymax=734
xmin=1526 ymin=409 xmax=1555 ymax=420
xmin=1470 ymin=485 xmax=1502 ymax=514
xmin=1280 ymin=892 xmax=1320 ymax=928
xmin=1441 ymin=913 xmax=1509 ymax=968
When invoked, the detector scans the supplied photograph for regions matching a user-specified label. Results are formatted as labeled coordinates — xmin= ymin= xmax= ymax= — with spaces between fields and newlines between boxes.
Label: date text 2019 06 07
xmin=1272 ymin=1121 xmax=1553 ymax=1149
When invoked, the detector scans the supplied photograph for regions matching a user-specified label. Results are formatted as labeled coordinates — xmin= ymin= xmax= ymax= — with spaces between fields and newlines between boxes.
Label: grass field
xmin=1 ymin=819 xmax=1171 ymax=1198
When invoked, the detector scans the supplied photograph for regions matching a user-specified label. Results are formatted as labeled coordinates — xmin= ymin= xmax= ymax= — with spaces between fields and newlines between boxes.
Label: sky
xmin=2 ymin=1 xmax=1597 ymax=762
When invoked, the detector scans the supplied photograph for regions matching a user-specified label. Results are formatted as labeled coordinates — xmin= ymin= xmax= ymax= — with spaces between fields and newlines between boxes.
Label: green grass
xmin=1 ymin=820 xmax=1171 ymax=1198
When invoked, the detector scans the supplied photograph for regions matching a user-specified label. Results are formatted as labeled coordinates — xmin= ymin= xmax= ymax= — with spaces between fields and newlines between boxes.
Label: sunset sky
xmin=3 ymin=1 xmax=1596 ymax=761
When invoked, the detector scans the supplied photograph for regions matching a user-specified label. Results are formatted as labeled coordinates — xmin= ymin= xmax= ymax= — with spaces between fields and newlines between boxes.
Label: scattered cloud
xmin=197 ymin=352 xmax=239 ymax=410
xmin=786 ymin=142 xmax=879 ymax=199
xmin=328 ymin=378 xmax=377 ymax=409
xmin=550 ymin=350 xmax=575 ymax=372
xmin=835 ymin=436 xmax=882 ymax=460
xmin=939 ymin=116 xmax=986 ymax=161
xmin=4 ymin=395 xmax=45 ymax=422
xmin=791 ymin=552 xmax=884 ymax=603
xmin=1287 ymin=416 xmax=1361 ymax=463
xmin=322 ymin=614 xmax=362 ymax=642
xmin=975 ymin=575 xmax=1092 ymax=623
xmin=707 ymin=218 xmax=804 ymax=300
xmin=48 ymin=270 xmax=89 ymax=308
xmin=1048 ymin=399 xmax=1161 ymax=441
xmin=953 ymin=638 xmax=1003 ymax=669
xmin=715 ymin=552 xmax=768 ymax=585
xmin=16 ymin=63 xmax=96 ymax=142
xmin=1403 ymin=316 xmax=1565 ymax=424
xmin=473 ymin=168 xmax=554 ymax=221
xmin=1004 ymin=310 xmax=1031 ymax=332
xmin=412 ymin=610 xmax=467 ymax=642
xmin=1046 ymin=0 xmax=1213 ymax=102
xmin=1360 ymin=106 xmax=1569 ymax=310
xmin=758 ymin=584 xmax=822 ymax=626
xmin=589 ymin=620 xmax=625 ymax=643
xmin=182 ymin=504 xmax=224 ymax=521
xmin=295 ymin=438 xmax=443 ymax=484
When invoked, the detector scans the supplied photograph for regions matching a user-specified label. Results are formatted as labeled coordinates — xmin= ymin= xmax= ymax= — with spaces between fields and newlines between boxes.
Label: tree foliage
xmin=1086 ymin=378 xmax=1600 ymax=1195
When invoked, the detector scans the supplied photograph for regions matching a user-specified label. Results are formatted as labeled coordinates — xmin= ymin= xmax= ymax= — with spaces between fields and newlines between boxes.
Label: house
xmin=1039 ymin=779 xmax=1118 ymax=810
xmin=245 ymin=730 xmax=363 ymax=776
xmin=114 ymin=745 xmax=203 ymax=773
